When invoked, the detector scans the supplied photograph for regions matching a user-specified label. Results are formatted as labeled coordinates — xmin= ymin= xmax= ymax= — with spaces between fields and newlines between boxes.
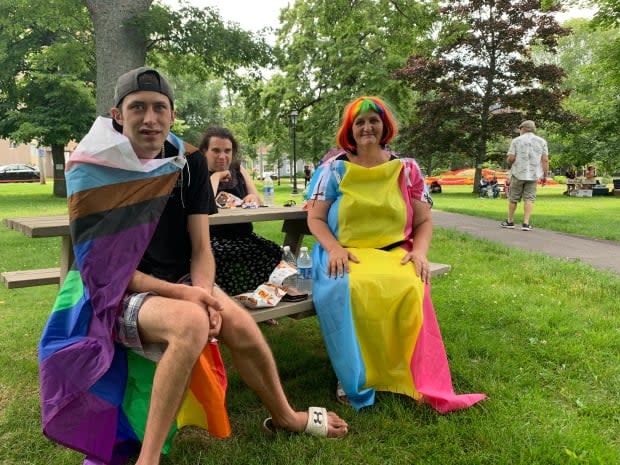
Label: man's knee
xmin=147 ymin=300 xmax=210 ymax=346
xmin=175 ymin=304 xmax=211 ymax=343
xmin=214 ymin=289 xmax=263 ymax=347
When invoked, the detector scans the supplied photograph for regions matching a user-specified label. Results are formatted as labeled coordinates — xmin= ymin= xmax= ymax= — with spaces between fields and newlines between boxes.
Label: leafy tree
xmin=246 ymin=0 xmax=437 ymax=168
xmin=0 ymin=0 xmax=95 ymax=197
xmin=83 ymin=0 xmax=153 ymax=116
xmin=545 ymin=18 xmax=620 ymax=174
xmin=590 ymin=0 xmax=620 ymax=25
xmin=395 ymin=0 xmax=575 ymax=191
xmin=145 ymin=3 xmax=272 ymax=89
xmin=144 ymin=4 xmax=273 ymax=152
xmin=0 ymin=0 xmax=270 ymax=196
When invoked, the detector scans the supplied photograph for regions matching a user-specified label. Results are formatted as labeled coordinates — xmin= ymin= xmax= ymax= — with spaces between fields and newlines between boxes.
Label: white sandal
xmin=262 ymin=406 xmax=329 ymax=438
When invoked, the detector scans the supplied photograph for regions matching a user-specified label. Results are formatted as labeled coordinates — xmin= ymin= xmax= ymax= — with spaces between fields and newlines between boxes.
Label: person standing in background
xmin=500 ymin=120 xmax=548 ymax=231
xmin=304 ymin=165 xmax=312 ymax=187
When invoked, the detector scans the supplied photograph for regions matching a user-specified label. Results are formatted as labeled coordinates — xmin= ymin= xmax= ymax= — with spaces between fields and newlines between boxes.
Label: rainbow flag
xmin=39 ymin=117 xmax=231 ymax=465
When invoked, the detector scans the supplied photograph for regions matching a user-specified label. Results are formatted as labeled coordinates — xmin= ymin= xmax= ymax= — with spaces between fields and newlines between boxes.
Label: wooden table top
xmin=3 ymin=206 xmax=308 ymax=238
xmin=566 ymin=178 xmax=597 ymax=185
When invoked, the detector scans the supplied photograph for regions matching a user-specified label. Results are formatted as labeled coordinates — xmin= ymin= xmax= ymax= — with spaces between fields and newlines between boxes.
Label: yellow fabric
xmin=348 ymin=247 xmax=424 ymax=398
xmin=177 ymin=390 xmax=208 ymax=429
xmin=337 ymin=160 xmax=424 ymax=398
xmin=338 ymin=159 xmax=406 ymax=248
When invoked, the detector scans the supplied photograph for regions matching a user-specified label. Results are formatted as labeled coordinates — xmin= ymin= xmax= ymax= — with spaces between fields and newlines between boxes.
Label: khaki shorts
xmin=508 ymin=177 xmax=537 ymax=203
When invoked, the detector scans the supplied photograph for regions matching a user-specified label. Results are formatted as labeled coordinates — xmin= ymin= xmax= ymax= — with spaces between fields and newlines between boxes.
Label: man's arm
xmin=187 ymin=213 xmax=216 ymax=291
xmin=506 ymin=152 xmax=515 ymax=167
xmin=189 ymin=213 xmax=222 ymax=333
xmin=127 ymin=214 xmax=221 ymax=330
xmin=541 ymin=154 xmax=549 ymax=180
xmin=128 ymin=270 xmax=190 ymax=298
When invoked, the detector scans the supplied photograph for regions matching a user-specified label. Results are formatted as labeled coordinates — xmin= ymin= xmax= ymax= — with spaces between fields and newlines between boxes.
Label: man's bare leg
xmin=507 ymin=201 xmax=517 ymax=223
xmin=214 ymin=288 xmax=348 ymax=438
xmin=134 ymin=297 xmax=211 ymax=465
xmin=523 ymin=200 xmax=533 ymax=225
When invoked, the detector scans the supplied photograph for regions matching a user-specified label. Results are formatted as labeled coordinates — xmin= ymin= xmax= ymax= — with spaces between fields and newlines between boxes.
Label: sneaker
xmin=500 ymin=220 xmax=515 ymax=229
xmin=521 ymin=223 xmax=533 ymax=231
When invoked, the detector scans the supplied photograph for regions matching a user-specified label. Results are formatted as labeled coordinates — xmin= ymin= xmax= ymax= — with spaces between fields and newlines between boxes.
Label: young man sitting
xmin=38 ymin=67 xmax=347 ymax=465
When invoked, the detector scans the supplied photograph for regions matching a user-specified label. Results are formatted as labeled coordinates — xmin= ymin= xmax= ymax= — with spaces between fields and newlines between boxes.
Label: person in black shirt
xmin=200 ymin=127 xmax=282 ymax=296
xmin=304 ymin=165 xmax=312 ymax=187
xmin=107 ymin=68 xmax=348 ymax=464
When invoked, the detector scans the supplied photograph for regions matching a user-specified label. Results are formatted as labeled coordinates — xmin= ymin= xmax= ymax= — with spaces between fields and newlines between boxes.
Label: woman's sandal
xmin=336 ymin=382 xmax=351 ymax=406
xmin=262 ymin=406 xmax=330 ymax=438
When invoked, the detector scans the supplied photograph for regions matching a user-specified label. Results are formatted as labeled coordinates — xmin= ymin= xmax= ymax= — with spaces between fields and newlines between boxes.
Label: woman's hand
xmin=212 ymin=170 xmax=232 ymax=183
xmin=242 ymin=193 xmax=260 ymax=206
xmin=326 ymin=246 xmax=359 ymax=278
xmin=401 ymin=250 xmax=431 ymax=284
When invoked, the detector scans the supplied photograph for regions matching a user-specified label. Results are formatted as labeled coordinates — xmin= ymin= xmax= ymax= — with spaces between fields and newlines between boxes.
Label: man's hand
xmin=174 ymin=284 xmax=223 ymax=335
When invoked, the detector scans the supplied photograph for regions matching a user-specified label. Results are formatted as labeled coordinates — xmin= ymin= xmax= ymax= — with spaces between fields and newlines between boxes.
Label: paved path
xmin=433 ymin=210 xmax=620 ymax=276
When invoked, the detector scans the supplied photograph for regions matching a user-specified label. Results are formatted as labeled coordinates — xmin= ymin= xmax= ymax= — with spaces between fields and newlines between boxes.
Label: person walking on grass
xmin=500 ymin=120 xmax=549 ymax=231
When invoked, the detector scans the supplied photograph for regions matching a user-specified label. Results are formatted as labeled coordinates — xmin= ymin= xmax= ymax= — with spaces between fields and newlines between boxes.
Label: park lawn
xmin=432 ymin=184 xmax=620 ymax=241
xmin=0 ymin=182 xmax=619 ymax=465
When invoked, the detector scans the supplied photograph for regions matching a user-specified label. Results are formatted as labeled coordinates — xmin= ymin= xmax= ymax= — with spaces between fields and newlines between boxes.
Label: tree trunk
xmin=51 ymin=144 xmax=67 ymax=198
xmin=83 ymin=0 xmax=154 ymax=117
xmin=39 ymin=150 xmax=46 ymax=185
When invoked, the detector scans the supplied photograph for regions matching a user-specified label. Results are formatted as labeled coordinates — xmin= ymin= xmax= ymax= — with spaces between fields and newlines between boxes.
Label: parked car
xmin=0 ymin=163 xmax=40 ymax=182
xmin=259 ymin=171 xmax=276 ymax=180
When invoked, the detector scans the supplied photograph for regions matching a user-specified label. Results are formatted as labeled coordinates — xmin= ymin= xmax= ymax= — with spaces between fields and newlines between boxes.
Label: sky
xmin=164 ymin=1 xmax=596 ymax=33
xmin=163 ymin=0 xmax=291 ymax=32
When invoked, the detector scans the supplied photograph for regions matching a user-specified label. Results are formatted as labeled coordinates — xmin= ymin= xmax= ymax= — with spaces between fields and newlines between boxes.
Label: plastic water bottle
xmin=281 ymin=245 xmax=298 ymax=288
xmin=282 ymin=245 xmax=297 ymax=267
xmin=262 ymin=175 xmax=274 ymax=207
xmin=296 ymin=246 xmax=313 ymax=293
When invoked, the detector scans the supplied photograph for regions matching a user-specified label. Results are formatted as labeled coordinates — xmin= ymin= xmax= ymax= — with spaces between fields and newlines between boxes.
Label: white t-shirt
xmin=508 ymin=132 xmax=548 ymax=181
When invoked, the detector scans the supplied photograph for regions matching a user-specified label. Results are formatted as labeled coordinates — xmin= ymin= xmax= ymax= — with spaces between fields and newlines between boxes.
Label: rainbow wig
xmin=336 ymin=96 xmax=398 ymax=154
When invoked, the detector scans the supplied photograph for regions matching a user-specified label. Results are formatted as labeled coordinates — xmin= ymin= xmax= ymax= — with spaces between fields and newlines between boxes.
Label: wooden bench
xmin=1 ymin=268 xmax=61 ymax=289
xmin=2 ymin=209 xmax=451 ymax=322
xmin=248 ymin=261 xmax=451 ymax=323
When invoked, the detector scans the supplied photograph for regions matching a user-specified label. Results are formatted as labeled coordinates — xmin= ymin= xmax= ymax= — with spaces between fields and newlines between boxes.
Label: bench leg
xmin=59 ymin=236 xmax=74 ymax=286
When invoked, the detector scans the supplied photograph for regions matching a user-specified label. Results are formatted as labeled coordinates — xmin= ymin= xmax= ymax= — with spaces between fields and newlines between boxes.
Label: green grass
xmin=1 ymin=182 xmax=619 ymax=465
xmin=433 ymin=184 xmax=620 ymax=241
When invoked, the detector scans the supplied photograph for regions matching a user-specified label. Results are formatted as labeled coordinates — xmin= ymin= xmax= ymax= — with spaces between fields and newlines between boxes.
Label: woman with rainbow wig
xmin=306 ymin=96 xmax=486 ymax=412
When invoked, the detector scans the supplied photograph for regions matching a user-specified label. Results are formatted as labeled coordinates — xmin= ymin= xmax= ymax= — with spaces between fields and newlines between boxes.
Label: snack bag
xmin=236 ymin=283 xmax=286 ymax=309
xmin=235 ymin=261 xmax=305 ymax=309
xmin=268 ymin=261 xmax=298 ymax=286
xmin=215 ymin=191 xmax=243 ymax=208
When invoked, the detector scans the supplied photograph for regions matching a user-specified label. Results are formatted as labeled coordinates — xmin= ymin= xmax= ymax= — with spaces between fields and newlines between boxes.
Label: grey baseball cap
xmin=519 ymin=120 xmax=536 ymax=131
xmin=113 ymin=67 xmax=174 ymax=108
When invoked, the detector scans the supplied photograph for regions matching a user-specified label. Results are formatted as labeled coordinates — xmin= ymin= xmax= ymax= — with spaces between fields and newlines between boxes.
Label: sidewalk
xmin=433 ymin=210 xmax=620 ymax=276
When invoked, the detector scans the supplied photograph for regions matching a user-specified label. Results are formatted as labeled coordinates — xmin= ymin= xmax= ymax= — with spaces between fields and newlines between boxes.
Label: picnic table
xmin=566 ymin=178 xmax=597 ymax=196
xmin=2 ymin=206 xmax=309 ymax=288
xmin=2 ymin=206 xmax=451 ymax=322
